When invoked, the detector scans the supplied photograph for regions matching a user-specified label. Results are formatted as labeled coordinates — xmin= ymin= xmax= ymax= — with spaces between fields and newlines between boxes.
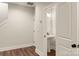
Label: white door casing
xmin=77 ymin=2 xmax=79 ymax=56
xmin=45 ymin=7 xmax=52 ymax=53
xmin=42 ymin=8 xmax=48 ymax=56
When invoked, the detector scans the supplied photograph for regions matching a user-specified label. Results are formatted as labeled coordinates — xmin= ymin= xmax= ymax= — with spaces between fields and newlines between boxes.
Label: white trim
xmin=35 ymin=48 xmax=44 ymax=56
xmin=0 ymin=43 xmax=33 ymax=51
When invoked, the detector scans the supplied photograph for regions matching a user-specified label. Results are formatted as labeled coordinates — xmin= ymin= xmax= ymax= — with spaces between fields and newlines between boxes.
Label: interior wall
xmin=0 ymin=3 xmax=35 ymax=49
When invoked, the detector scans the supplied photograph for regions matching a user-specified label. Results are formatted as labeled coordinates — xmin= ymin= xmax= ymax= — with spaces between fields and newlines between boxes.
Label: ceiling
xmin=8 ymin=2 xmax=53 ymax=7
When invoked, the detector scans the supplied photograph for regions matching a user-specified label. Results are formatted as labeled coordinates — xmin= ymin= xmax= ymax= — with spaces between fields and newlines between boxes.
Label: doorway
xmin=42 ymin=5 xmax=56 ymax=56
xmin=34 ymin=2 xmax=78 ymax=56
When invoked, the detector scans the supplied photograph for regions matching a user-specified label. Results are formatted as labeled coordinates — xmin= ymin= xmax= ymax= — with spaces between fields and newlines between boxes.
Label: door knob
xmin=77 ymin=44 xmax=79 ymax=48
xmin=47 ymin=32 xmax=49 ymax=35
xmin=71 ymin=44 xmax=76 ymax=48
xmin=44 ymin=35 xmax=46 ymax=38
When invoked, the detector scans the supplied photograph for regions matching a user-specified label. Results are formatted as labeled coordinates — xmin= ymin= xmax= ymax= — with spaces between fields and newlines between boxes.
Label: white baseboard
xmin=35 ymin=48 xmax=44 ymax=56
xmin=0 ymin=43 xmax=33 ymax=51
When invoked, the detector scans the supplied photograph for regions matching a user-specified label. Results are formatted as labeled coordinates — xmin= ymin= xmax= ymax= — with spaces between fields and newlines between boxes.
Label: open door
xmin=56 ymin=2 xmax=77 ymax=56
xmin=42 ymin=5 xmax=56 ymax=56
xmin=42 ymin=7 xmax=52 ymax=56
xmin=42 ymin=8 xmax=50 ymax=56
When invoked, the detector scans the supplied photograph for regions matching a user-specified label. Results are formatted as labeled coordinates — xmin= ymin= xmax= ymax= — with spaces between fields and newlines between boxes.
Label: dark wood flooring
xmin=0 ymin=46 xmax=39 ymax=56
xmin=0 ymin=46 xmax=55 ymax=56
xmin=47 ymin=49 xmax=56 ymax=56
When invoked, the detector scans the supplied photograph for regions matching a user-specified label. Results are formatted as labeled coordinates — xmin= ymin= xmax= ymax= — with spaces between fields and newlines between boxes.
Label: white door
xmin=56 ymin=2 xmax=77 ymax=56
xmin=42 ymin=7 xmax=52 ymax=56
xmin=42 ymin=5 xmax=56 ymax=55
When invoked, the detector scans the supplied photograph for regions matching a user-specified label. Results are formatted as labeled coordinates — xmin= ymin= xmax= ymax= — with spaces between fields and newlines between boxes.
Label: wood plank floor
xmin=47 ymin=49 xmax=56 ymax=56
xmin=0 ymin=46 xmax=55 ymax=56
xmin=0 ymin=46 xmax=39 ymax=56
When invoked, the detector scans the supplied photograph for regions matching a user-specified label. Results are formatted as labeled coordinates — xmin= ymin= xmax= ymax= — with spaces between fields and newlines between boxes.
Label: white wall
xmin=0 ymin=3 xmax=35 ymax=50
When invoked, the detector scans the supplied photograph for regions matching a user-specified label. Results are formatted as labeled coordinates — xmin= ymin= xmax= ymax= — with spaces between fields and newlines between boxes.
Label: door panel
xmin=42 ymin=9 xmax=47 ymax=56
xmin=45 ymin=8 xmax=52 ymax=35
xmin=45 ymin=8 xmax=52 ymax=52
xmin=56 ymin=3 xmax=71 ymax=39
xmin=56 ymin=3 xmax=77 ymax=56
xmin=71 ymin=3 xmax=77 ymax=56
xmin=56 ymin=37 xmax=71 ymax=49
xmin=56 ymin=45 xmax=71 ymax=56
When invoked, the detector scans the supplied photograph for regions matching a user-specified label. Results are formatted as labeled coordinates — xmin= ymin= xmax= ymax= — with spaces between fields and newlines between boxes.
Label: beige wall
xmin=0 ymin=3 xmax=35 ymax=50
